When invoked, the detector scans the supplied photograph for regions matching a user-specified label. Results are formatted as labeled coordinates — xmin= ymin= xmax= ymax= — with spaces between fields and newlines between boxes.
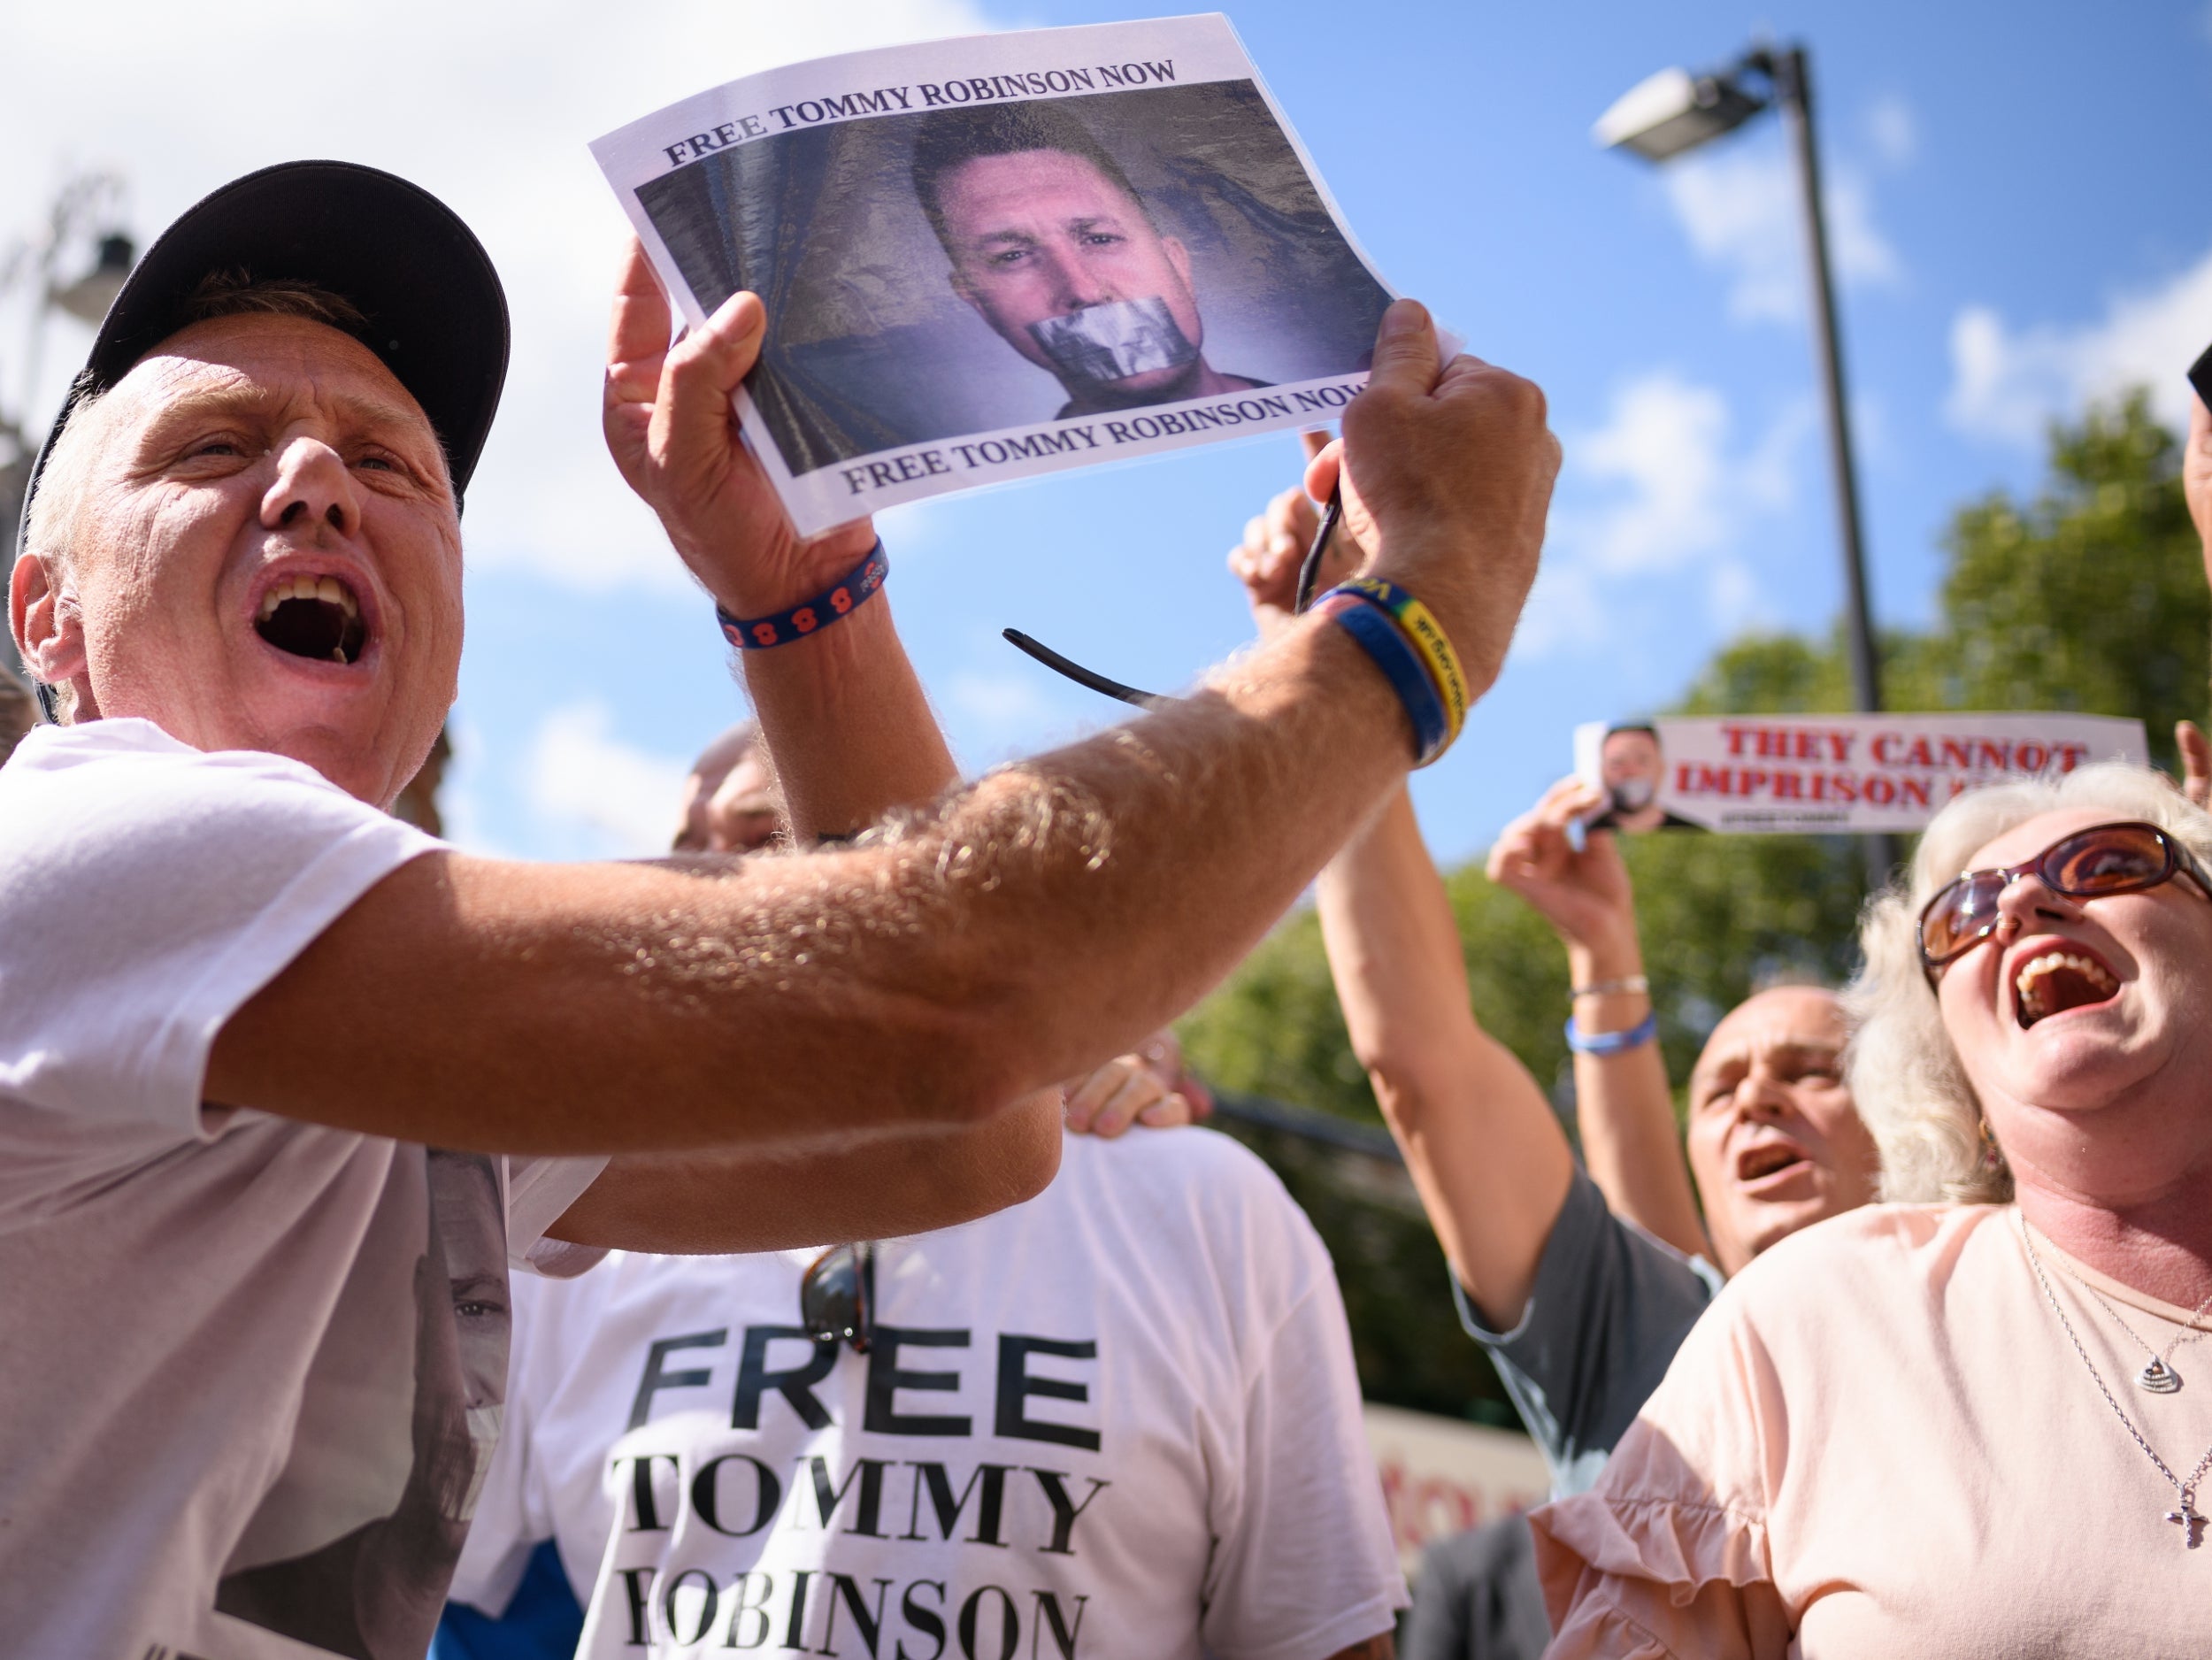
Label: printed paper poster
xmin=593 ymin=14 xmax=1428 ymax=535
xmin=1572 ymin=713 xmax=2148 ymax=834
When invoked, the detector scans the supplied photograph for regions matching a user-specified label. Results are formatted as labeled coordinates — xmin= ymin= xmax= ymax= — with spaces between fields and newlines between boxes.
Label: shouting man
xmin=0 ymin=159 xmax=1558 ymax=1658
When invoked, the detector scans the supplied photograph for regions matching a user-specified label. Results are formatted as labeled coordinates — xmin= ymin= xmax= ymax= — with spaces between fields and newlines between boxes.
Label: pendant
xmin=2168 ymin=1501 xmax=2207 ymax=1549
xmin=2140 ymin=1358 xmax=2184 ymax=1394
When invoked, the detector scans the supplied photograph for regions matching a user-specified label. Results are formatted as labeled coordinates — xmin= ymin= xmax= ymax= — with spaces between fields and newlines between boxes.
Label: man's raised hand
xmin=1486 ymin=776 xmax=1641 ymax=965
xmin=1327 ymin=300 xmax=1559 ymax=697
xmin=1227 ymin=431 xmax=1363 ymax=640
xmin=603 ymin=236 xmax=875 ymax=615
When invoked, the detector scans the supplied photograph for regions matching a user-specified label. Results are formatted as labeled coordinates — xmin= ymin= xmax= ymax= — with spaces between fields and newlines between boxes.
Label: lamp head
xmin=1594 ymin=65 xmax=1767 ymax=162
xmin=50 ymin=232 xmax=137 ymax=325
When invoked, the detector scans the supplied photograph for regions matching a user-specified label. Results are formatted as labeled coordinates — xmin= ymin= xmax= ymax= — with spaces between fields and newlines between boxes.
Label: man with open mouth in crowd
xmin=0 ymin=158 xmax=1556 ymax=1658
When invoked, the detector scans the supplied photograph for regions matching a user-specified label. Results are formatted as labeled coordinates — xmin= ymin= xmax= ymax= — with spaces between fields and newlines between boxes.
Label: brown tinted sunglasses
xmin=1918 ymin=820 xmax=2212 ymax=971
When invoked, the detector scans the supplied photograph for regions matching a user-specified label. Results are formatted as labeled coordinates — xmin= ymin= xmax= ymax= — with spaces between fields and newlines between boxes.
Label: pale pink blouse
xmin=1533 ymin=1203 xmax=2212 ymax=1656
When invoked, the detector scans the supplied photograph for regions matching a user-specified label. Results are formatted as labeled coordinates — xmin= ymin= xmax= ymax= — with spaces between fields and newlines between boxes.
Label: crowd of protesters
xmin=2 ymin=149 xmax=2210 ymax=1660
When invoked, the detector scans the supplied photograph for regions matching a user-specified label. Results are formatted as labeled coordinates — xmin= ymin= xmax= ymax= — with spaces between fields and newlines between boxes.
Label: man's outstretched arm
xmin=208 ymin=290 xmax=1558 ymax=1184
xmin=1487 ymin=780 xmax=1709 ymax=1262
xmin=1231 ymin=467 xmax=1568 ymax=1327
xmin=1316 ymin=788 xmax=1574 ymax=1330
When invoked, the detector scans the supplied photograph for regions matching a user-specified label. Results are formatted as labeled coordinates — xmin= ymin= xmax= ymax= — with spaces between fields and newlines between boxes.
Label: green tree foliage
xmin=1183 ymin=392 xmax=2206 ymax=1419
xmin=1893 ymin=392 xmax=2207 ymax=767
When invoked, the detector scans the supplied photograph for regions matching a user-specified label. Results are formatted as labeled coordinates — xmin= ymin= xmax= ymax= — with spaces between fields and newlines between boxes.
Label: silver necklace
xmin=2018 ymin=1212 xmax=2212 ymax=1549
xmin=2032 ymin=1232 xmax=2212 ymax=1395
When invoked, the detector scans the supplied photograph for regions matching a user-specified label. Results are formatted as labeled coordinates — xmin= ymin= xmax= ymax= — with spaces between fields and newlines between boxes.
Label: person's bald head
xmin=673 ymin=722 xmax=780 ymax=854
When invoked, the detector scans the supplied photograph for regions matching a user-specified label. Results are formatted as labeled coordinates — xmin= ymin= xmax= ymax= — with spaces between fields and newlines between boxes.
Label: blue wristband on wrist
xmin=716 ymin=540 xmax=887 ymax=649
xmin=1320 ymin=593 xmax=1451 ymax=765
xmin=1563 ymin=1011 xmax=1660 ymax=1056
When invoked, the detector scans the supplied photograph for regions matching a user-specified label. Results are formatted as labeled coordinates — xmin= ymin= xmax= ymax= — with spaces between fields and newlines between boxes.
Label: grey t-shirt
xmin=1405 ymin=1172 xmax=1721 ymax=1658
xmin=1454 ymin=1168 xmax=1722 ymax=1498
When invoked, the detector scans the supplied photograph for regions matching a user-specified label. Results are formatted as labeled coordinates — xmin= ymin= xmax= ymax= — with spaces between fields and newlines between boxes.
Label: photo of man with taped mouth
xmin=911 ymin=102 xmax=1268 ymax=419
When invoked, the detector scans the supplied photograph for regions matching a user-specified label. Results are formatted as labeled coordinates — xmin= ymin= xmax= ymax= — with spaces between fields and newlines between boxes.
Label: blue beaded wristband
xmin=1320 ymin=594 xmax=1452 ymax=765
xmin=1563 ymin=1011 xmax=1659 ymax=1056
xmin=716 ymin=540 xmax=888 ymax=649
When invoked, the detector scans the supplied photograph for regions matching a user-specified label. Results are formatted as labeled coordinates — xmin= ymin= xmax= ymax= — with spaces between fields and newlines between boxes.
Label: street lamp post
xmin=1597 ymin=43 xmax=1899 ymax=886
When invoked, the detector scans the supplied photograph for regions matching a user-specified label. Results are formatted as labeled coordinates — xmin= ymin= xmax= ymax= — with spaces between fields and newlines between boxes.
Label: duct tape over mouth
xmin=1028 ymin=296 xmax=1198 ymax=385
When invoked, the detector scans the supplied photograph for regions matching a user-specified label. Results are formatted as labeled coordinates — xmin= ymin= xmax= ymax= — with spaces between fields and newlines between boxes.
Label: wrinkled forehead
xmin=1694 ymin=987 xmax=1847 ymax=1078
xmin=103 ymin=312 xmax=449 ymax=483
xmin=1966 ymin=806 xmax=2116 ymax=872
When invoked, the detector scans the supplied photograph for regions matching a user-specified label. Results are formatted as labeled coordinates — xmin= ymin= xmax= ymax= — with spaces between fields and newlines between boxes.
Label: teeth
xmin=2016 ymin=950 xmax=2119 ymax=1020
xmin=256 ymin=574 xmax=360 ymax=622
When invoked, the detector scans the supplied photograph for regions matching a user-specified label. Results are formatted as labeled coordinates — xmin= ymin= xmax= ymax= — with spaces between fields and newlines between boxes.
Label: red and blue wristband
xmin=715 ymin=541 xmax=887 ymax=650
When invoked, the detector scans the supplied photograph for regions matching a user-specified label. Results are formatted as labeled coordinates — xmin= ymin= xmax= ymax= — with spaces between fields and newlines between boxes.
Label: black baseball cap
xmin=13 ymin=158 xmax=510 ymax=722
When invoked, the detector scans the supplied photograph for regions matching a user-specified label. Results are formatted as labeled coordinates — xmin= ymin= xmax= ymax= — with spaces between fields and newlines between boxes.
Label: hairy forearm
xmin=553 ymin=1093 xmax=1064 ymax=1252
xmin=211 ymin=616 xmax=1411 ymax=1154
xmin=1315 ymin=788 xmax=1571 ymax=1324
xmin=741 ymin=598 xmax=958 ymax=841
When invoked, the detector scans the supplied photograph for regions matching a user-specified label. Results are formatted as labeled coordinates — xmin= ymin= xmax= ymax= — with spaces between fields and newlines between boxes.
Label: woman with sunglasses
xmin=1537 ymin=765 xmax=2212 ymax=1655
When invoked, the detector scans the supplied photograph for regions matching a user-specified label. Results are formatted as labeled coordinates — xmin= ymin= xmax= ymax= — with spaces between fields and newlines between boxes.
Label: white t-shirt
xmin=454 ymin=1128 xmax=1407 ymax=1660
xmin=0 ymin=719 xmax=605 ymax=1660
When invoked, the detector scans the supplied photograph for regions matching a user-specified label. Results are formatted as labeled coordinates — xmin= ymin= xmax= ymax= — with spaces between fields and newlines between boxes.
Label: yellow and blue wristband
xmin=716 ymin=540 xmax=888 ymax=649
xmin=1331 ymin=576 xmax=1470 ymax=742
xmin=1315 ymin=590 xmax=1453 ymax=765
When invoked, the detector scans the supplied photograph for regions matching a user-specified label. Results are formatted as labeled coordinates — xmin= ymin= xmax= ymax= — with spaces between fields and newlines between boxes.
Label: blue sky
xmin=4 ymin=1 xmax=2208 ymax=864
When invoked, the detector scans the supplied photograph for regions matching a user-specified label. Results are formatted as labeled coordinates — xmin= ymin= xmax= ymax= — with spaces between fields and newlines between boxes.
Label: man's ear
xmin=1164 ymin=235 xmax=1195 ymax=300
xmin=12 ymin=552 xmax=87 ymax=687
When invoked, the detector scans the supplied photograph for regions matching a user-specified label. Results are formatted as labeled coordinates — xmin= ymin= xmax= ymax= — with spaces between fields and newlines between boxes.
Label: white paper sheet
xmin=593 ymin=14 xmax=1442 ymax=536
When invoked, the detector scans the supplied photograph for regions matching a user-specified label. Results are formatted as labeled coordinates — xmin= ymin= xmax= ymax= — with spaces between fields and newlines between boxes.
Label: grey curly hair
xmin=1847 ymin=761 xmax=2212 ymax=1204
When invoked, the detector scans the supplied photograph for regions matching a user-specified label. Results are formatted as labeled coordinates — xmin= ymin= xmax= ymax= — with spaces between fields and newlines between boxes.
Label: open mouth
xmin=2014 ymin=949 xmax=2119 ymax=1028
xmin=1734 ymin=1141 xmax=1810 ymax=1187
xmin=255 ymin=574 xmax=367 ymax=666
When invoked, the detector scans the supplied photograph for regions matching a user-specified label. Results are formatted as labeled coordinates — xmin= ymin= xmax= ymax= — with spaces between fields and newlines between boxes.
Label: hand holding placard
xmin=1487 ymin=778 xmax=1642 ymax=972
xmin=1331 ymin=304 xmax=1559 ymax=701
xmin=603 ymin=239 xmax=876 ymax=618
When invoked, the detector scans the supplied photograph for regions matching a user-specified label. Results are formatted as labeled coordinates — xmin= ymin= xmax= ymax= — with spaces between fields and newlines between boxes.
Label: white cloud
xmin=525 ymin=700 xmax=692 ymax=856
xmin=1864 ymin=96 xmax=1918 ymax=168
xmin=1945 ymin=244 xmax=2212 ymax=444
xmin=947 ymin=666 xmax=1054 ymax=734
xmin=0 ymin=0 xmax=1001 ymax=592
xmin=1515 ymin=371 xmax=1806 ymax=660
xmin=1662 ymin=141 xmax=1902 ymax=324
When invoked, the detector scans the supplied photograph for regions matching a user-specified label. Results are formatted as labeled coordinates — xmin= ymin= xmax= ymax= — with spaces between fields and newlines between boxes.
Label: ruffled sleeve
xmin=1526 ymin=1265 xmax=1798 ymax=1659
xmin=1532 ymin=1481 xmax=1788 ymax=1657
